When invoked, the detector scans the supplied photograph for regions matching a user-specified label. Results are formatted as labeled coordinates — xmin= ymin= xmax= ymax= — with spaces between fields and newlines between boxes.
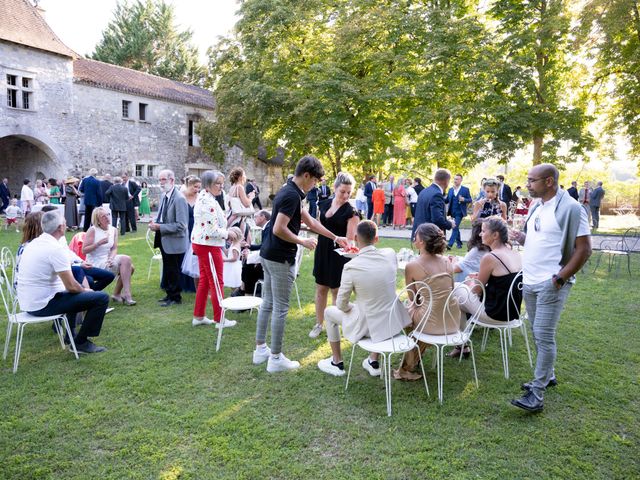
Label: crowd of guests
xmin=5 ymin=159 xmax=594 ymax=414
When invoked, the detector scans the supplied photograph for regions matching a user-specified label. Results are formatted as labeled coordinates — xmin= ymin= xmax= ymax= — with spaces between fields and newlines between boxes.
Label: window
xmin=146 ymin=165 xmax=155 ymax=177
xmin=6 ymin=74 xmax=32 ymax=109
xmin=135 ymin=164 xmax=144 ymax=177
xmin=139 ymin=103 xmax=148 ymax=121
xmin=188 ymin=120 xmax=200 ymax=147
xmin=122 ymin=100 xmax=131 ymax=118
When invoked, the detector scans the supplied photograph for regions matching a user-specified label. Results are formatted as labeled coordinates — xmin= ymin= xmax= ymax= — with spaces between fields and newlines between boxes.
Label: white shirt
xmin=5 ymin=205 xmax=21 ymax=219
xmin=523 ymin=194 xmax=590 ymax=285
xmin=16 ymin=233 xmax=70 ymax=312
xmin=58 ymin=234 xmax=83 ymax=264
xmin=20 ymin=185 xmax=34 ymax=201
xmin=406 ymin=186 xmax=418 ymax=203
xmin=355 ymin=187 xmax=366 ymax=202
xmin=453 ymin=186 xmax=461 ymax=197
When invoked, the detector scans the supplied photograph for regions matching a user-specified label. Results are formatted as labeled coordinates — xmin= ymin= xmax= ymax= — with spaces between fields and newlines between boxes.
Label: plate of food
xmin=334 ymin=246 xmax=360 ymax=258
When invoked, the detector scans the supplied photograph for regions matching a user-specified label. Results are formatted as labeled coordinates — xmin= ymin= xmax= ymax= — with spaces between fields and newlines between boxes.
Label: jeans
xmin=523 ymin=278 xmax=572 ymax=398
xmin=256 ymin=258 xmax=296 ymax=355
xmin=448 ymin=214 xmax=464 ymax=247
xmin=83 ymin=267 xmax=115 ymax=291
xmin=29 ymin=290 xmax=109 ymax=344
xmin=590 ymin=206 xmax=600 ymax=229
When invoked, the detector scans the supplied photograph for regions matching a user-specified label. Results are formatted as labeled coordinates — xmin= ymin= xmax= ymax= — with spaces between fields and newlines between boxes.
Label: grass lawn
xmin=0 ymin=229 xmax=638 ymax=479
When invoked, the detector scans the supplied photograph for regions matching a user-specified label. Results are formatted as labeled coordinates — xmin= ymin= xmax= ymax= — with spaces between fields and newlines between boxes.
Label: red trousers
xmin=192 ymin=243 xmax=223 ymax=321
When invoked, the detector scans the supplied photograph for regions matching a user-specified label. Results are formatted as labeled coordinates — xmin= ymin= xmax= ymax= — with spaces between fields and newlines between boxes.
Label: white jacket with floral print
xmin=191 ymin=190 xmax=229 ymax=247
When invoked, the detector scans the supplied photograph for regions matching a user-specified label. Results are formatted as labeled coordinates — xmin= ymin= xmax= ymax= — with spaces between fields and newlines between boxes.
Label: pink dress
xmin=393 ymin=184 xmax=406 ymax=226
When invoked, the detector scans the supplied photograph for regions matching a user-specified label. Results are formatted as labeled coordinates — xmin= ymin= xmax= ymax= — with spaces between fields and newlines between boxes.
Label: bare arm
xmin=58 ymin=270 xmax=86 ymax=293
xmin=471 ymin=201 xmax=482 ymax=221
xmin=500 ymin=201 xmax=508 ymax=220
xmin=300 ymin=208 xmax=348 ymax=247
xmin=346 ymin=215 xmax=358 ymax=242
xmin=556 ymin=236 xmax=592 ymax=285
xmin=82 ymin=227 xmax=107 ymax=254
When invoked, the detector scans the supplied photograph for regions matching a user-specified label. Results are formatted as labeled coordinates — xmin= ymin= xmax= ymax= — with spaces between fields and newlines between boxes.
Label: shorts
xmin=6 ymin=218 xmax=17 ymax=225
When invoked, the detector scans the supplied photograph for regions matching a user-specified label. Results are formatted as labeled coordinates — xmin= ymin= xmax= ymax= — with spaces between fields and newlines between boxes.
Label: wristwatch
xmin=552 ymin=274 xmax=565 ymax=287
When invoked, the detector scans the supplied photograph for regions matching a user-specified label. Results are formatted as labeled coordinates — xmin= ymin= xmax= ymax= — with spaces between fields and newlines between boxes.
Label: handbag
xmin=229 ymin=196 xmax=254 ymax=216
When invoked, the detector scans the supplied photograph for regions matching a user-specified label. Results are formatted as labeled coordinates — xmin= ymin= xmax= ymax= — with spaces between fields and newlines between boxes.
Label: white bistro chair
xmin=0 ymin=249 xmax=79 ymax=373
xmin=410 ymin=279 xmax=485 ymax=404
xmin=208 ymin=252 xmax=262 ymax=352
xmin=473 ymin=271 xmax=533 ymax=379
xmin=345 ymin=281 xmax=432 ymax=417
xmin=146 ymin=229 xmax=163 ymax=280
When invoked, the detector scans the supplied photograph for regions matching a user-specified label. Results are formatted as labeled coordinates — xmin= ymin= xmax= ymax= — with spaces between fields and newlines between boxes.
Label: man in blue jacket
xmin=79 ymin=168 xmax=102 ymax=232
xmin=445 ymin=174 xmax=472 ymax=249
xmin=363 ymin=175 xmax=376 ymax=220
xmin=412 ymin=169 xmax=454 ymax=241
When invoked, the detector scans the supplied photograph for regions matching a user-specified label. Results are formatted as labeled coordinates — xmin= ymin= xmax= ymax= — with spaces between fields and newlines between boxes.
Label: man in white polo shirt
xmin=16 ymin=211 xmax=109 ymax=354
xmin=510 ymin=164 xmax=591 ymax=413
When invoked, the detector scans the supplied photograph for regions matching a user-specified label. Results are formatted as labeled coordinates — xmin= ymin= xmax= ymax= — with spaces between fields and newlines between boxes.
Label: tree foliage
xmin=92 ymin=0 xmax=204 ymax=85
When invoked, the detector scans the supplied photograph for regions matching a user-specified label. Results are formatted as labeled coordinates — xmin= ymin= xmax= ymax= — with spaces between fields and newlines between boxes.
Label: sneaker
xmin=308 ymin=323 xmax=323 ymax=338
xmin=266 ymin=353 xmax=300 ymax=373
xmin=318 ymin=357 xmax=345 ymax=376
xmin=362 ymin=357 xmax=381 ymax=377
xmin=511 ymin=390 xmax=544 ymax=413
xmin=105 ymin=307 xmax=115 ymax=314
xmin=215 ymin=319 xmax=237 ymax=329
xmin=252 ymin=345 xmax=272 ymax=365
xmin=74 ymin=340 xmax=107 ymax=354
xmin=521 ymin=377 xmax=558 ymax=391
xmin=192 ymin=316 xmax=215 ymax=326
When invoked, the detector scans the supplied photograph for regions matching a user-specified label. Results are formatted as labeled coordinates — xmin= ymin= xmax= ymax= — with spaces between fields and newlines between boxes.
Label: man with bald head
xmin=510 ymin=163 xmax=591 ymax=413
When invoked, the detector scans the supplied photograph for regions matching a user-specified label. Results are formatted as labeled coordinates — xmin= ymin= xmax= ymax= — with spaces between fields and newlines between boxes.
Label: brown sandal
xmin=447 ymin=345 xmax=470 ymax=359
xmin=393 ymin=369 xmax=423 ymax=381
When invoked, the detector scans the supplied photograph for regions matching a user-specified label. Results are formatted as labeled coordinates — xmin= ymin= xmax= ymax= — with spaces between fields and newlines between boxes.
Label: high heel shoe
xmin=110 ymin=295 xmax=124 ymax=304
xmin=123 ymin=298 xmax=136 ymax=306
xmin=447 ymin=345 xmax=470 ymax=359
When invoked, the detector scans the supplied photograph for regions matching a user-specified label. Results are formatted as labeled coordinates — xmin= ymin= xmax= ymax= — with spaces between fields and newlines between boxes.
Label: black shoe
xmin=511 ymin=390 xmax=544 ymax=413
xmin=446 ymin=245 xmax=452 ymax=251
xmin=456 ymin=244 xmax=463 ymax=249
xmin=230 ymin=288 xmax=245 ymax=297
xmin=74 ymin=340 xmax=107 ymax=354
xmin=157 ymin=296 xmax=170 ymax=303
xmin=160 ymin=299 xmax=182 ymax=307
xmin=521 ymin=377 xmax=558 ymax=391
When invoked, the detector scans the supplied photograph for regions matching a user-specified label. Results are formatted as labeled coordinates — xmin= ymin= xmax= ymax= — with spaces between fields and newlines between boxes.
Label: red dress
xmin=393 ymin=184 xmax=406 ymax=226
xmin=372 ymin=189 xmax=385 ymax=214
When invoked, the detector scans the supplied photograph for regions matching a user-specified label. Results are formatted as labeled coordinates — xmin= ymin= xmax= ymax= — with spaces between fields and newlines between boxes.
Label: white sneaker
xmin=105 ymin=307 xmax=115 ymax=314
xmin=266 ymin=353 xmax=300 ymax=373
xmin=215 ymin=319 xmax=237 ymax=329
xmin=308 ymin=323 xmax=323 ymax=338
xmin=362 ymin=357 xmax=381 ymax=377
xmin=318 ymin=357 xmax=345 ymax=377
xmin=252 ymin=345 xmax=271 ymax=365
xmin=192 ymin=316 xmax=215 ymax=326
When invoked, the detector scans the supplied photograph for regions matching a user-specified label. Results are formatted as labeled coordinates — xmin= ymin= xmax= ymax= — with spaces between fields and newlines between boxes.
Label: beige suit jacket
xmin=336 ymin=246 xmax=411 ymax=343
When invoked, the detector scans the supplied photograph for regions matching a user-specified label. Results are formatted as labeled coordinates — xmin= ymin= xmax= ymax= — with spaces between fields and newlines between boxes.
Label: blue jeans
xmin=29 ymin=290 xmax=109 ymax=344
xmin=523 ymin=278 xmax=572 ymax=398
xmin=448 ymin=214 xmax=464 ymax=247
xmin=71 ymin=266 xmax=115 ymax=291
xmin=256 ymin=258 xmax=296 ymax=355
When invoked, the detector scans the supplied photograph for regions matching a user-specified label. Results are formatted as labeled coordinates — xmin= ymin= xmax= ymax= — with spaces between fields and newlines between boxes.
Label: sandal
xmin=110 ymin=295 xmax=124 ymax=304
xmin=393 ymin=369 xmax=423 ymax=381
xmin=447 ymin=345 xmax=470 ymax=359
xmin=123 ymin=298 xmax=137 ymax=306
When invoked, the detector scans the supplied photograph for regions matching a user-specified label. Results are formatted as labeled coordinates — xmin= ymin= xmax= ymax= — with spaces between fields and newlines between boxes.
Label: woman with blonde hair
xmin=83 ymin=207 xmax=136 ymax=305
xmin=227 ymin=167 xmax=255 ymax=229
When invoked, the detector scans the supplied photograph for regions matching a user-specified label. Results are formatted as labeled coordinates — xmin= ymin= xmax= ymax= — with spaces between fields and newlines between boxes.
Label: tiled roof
xmin=0 ymin=0 xmax=76 ymax=57
xmin=73 ymin=58 xmax=215 ymax=109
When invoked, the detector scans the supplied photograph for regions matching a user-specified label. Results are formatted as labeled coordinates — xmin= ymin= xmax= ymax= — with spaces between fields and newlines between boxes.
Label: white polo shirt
xmin=16 ymin=233 xmax=70 ymax=312
xmin=523 ymin=195 xmax=590 ymax=285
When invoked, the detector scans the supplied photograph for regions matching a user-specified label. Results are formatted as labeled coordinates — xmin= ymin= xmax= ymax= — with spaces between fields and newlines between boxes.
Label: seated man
xmin=317 ymin=220 xmax=412 ymax=377
xmin=233 ymin=209 xmax=271 ymax=297
xmin=16 ymin=210 xmax=110 ymax=354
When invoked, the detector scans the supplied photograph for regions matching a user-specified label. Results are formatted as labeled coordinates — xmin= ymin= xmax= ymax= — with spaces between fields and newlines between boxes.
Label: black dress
xmin=313 ymin=198 xmax=357 ymax=288
xmin=484 ymin=254 xmax=522 ymax=321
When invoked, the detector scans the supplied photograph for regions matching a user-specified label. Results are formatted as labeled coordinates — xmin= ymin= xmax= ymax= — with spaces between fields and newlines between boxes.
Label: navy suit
xmin=0 ymin=182 xmax=10 ymax=212
xmin=446 ymin=185 xmax=472 ymax=248
xmin=567 ymin=186 xmax=579 ymax=201
xmin=79 ymin=175 xmax=102 ymax=232
xmin=306 ymin=187 xmax=319 ymax=218
xmin=499 ymin=183 xmax=513 ymax=206
xmin=364 ymin=181 xmax=376 ymax=220
xmin=412 ymin=183 xmax=452 ymax=240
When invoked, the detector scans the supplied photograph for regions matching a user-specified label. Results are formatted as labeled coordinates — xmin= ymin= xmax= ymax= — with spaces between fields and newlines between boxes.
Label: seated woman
xmin=83 ymin=206 xmax=136 ymax=306
xmin=394 ymin=222 xmax=461 ymax=381
xmin=450 ymin=217 xmax=522 ymax=357
xmin=449 ymin=221 xmax=490 ymax=282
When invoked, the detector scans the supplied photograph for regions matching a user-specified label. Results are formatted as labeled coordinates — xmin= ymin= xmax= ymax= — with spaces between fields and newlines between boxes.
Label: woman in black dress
xmin=309 ymin=172 xmax=359 ymax=338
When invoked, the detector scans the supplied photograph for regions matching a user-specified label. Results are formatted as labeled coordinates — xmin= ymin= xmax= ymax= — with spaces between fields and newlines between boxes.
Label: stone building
xmin=0 ymin=0 xmax=282 ymax=200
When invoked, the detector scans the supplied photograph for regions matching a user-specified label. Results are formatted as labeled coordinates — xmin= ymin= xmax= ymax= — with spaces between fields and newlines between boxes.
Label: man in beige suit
xmin=317 ymin=220 xmax=412 ymax=377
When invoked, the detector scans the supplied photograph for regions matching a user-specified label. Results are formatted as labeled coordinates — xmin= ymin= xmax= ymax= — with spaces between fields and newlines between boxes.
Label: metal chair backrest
xmin=389 ymin=281 xmax=432 ymax=352
xmin=622 ymin=227 xmax=640 ymax=252
xmin=506 ymin=271 xmax=525 ymax=323
xmin=208 ymin=252 xmax=225 ymax=307
xmin=293 ymin=244 xmax=304 ymax=277
xmin=440 ymin=278 xmax=486 ymax=342
xmin=0 ymin=255 xmax=18 ymax=319
xmin=0 ymin=247 xmax=16 ymax=293
xmin=146 ymin=229 xmax=159 ymax=255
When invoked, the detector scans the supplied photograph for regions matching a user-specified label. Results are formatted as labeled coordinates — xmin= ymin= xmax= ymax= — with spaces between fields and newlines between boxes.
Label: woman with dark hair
xmin=471 ymin=178 xmax=507 ymax=221
xmin=449 ymin=221 xmax=491 ymax=282
xmin=64 ymin=177 xmax=80 ymax=230
xmin=48 ymin=178 xmax=61 ymax=205
xmin=394 ymin=222 xmax=461 ymax=380
xmin=449 ymin=217 xmax=522 ymax=358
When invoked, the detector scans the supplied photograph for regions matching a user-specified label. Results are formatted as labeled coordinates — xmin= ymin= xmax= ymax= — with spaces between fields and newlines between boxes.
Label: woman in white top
xmin=83 ymin=206 xmax=136 ymax=305
xmin=20 ymin=179 xmax=34 ymax=214
xmin=191 ymin=170 xmax=240 ymax=327
xmin=226 ymin=167 xmax=255 ymax=229
xmin=449 ymin=220 xmax=490 ymax=282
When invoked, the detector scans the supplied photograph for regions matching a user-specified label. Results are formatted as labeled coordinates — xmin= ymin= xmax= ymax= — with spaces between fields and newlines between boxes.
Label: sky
xmin=38 ymin=0 xmax=240 ymax=63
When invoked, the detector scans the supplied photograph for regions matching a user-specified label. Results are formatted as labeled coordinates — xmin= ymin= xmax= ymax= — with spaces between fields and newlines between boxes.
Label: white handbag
xmin=229 ymin=196 xmax=254 ymax=216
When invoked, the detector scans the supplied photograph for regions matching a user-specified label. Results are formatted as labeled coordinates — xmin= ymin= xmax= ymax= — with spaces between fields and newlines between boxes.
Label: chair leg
xmin=345 ymin=344 xmax=357 ymax=391
xmin=13 ymin=323 xmax=25 ymax=373
xmin=416 ymin=346 xmax=430 ymax=397
xmin=147 ymin=258 xmax=152 ymax=280
xmin=53 ymin=318 xmax=65 ymax=350
xmin=481 ymin=328 xmax=489 ymax=351
xmin=63 ymin=317 xmax=79 ymax=359
xmin=215 ymin=308 xmax=225 ymax=352
xmin=468 ymin=340 xmax=479 ymax=388
xmin=3 ymin=320 xmax=13 ymax=360
xmin=499 ymin=329 xmax=510 ymax=379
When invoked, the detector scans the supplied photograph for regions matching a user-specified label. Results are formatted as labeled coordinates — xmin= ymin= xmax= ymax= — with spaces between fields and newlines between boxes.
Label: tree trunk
xmin=533 ymin=135 xmax=543 ymax=164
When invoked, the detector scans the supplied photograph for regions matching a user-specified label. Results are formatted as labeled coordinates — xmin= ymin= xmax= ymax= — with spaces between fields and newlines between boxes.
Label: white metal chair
xmin=145 ymin=229 xmax=163 ymax=280
xmin=252 ymin=244 xmax=303 ymax=313
xmin=208 ymin=252 xmax=262 ymax=352
xmin=410 ymin=279 xmax=485 ymax=404
xmin=0 ymin=251 xmax=79 ymax=373
xmin=473 ymin=271 xmax=533 ymax=379
xmin=345 ymin=281 xmax=432 ymax=416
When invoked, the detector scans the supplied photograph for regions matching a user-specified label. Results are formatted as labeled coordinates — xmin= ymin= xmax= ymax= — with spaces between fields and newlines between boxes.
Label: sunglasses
xmin=534 ymin=215 xmax=541 ymax=232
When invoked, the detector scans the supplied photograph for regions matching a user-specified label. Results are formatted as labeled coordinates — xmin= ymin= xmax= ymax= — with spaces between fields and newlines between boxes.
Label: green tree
xmin=92 ymin=0 xmax=204 ymax=85
xmin=579 ymin=0 xmax=640 ymax=161
xmin=475 ymin=0 xmax=593 ymax=165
